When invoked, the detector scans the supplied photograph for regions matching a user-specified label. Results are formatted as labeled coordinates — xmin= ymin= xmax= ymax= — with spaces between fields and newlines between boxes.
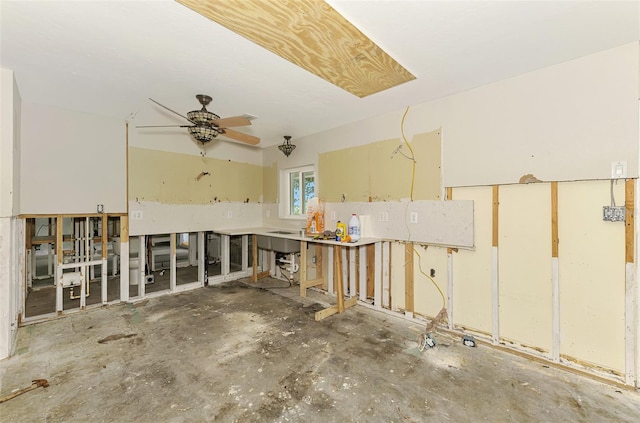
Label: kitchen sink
xmin=271 ymin=237 xmax=300 ymax=253
xmin=256 ymin=231 xmax=301 ymax=253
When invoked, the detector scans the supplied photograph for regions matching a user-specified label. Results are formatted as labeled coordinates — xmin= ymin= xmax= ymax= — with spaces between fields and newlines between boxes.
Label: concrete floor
xmin=1 ymin=279 xmax=639 ymax=422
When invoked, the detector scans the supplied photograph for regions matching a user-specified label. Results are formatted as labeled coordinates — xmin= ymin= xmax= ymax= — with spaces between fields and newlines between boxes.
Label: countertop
xmin=215 ymin=227 xmax=380 ymax=247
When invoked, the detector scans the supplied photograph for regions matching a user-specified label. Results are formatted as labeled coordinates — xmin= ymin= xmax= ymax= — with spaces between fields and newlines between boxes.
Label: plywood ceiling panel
xmin=176 ymin=0 xmax=415 ymax=98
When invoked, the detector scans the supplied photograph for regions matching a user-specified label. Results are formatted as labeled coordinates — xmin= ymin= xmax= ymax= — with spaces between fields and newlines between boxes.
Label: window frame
xmin=279 ymin=164 xmax=316 ymax=219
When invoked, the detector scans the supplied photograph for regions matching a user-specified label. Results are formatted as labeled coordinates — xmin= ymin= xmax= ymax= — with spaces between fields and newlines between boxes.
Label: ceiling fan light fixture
xmin=188 ymin=125 xmax=218 ymax=143
xmin=187 ymin=109 xmax=220 ymax=125
xmin=278 ymin=135 xmax=296 ymax=157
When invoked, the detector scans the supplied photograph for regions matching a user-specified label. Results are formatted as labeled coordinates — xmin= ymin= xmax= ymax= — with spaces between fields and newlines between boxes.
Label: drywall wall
xmin=440 ymin=43 xmax=639 ymax=186
xmin=1 ymin=69 xmax=20 ymax=217
xmin=263 ymin=163 xmax=278 ymax=204
xmin=558 ymin=180 xmax=625 ymax=371
xmin=444 ymin=181 xmax=628 ymax=375
xmin=0 ymin=69 xmax=22 ymax=360
xmin=129 ymin=147 xmax=263 ymax=204
xmin=451 ymin=186 xmax=493 ymax=335
xmin=322 ymin=200 xmax=474 ymax=247
xmin=318 ymin=129 xmax=441 ymax=202
xmin=19 ymin=102 xmax=127 ymax=214
xmin=498 ymin=183 xmax=553 ymax=353
xmin=128 ymin=201 xmax=262 ymax=236
xmin=268 ymin=42 xmax=639 ymax=187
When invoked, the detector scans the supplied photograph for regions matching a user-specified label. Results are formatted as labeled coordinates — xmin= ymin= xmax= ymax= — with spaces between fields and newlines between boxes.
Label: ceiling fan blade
xmin=149 ymin=98 xmax=194 ymax=123
xmin=136 ymin=125 xmax=191 ymax=128
xmin=220 ymin=128 xmax=260 ymax=146
xmin=213 ymin=116 xmax=252 ymax=128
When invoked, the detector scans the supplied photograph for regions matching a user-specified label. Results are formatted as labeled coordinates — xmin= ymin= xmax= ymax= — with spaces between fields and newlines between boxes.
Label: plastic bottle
xmin=348 ymin=214 xmax=361 ymax=242
xmin=336 ymin=221 xmax=347 ymax=241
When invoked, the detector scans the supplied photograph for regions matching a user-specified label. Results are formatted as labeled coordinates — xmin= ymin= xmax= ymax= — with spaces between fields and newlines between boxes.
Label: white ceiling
xmin=1 ymin=0 xmax=638 ymax=148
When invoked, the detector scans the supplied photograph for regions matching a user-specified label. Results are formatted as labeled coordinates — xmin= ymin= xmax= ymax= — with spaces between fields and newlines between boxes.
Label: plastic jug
xmin=348 ymin=214 xmax=361 ymax=242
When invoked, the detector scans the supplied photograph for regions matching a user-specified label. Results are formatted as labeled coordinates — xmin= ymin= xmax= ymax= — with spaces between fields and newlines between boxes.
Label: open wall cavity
xmin=374 ymin=180 xmax=630 ymax=382
xmin=23 ymin=214 xmax=123 ymax=320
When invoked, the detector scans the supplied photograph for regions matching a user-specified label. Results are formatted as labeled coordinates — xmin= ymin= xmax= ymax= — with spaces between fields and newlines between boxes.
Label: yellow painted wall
xmin=413 ymin=244 xmax=448 ymax=318
xmin=318 ymin=130 xmax=441 ymax=202
xmin=451 ymin=186 xmax=493 ymax=334
xmin=498 ymin=183 xmax=552 ymax=352
xmin=558 ymin=180 xmax=625 ymax=371
xmin=129 ymin=147 xmax=263 ymax=204
xmin=262 ymin=163 xmax=278 ymax=203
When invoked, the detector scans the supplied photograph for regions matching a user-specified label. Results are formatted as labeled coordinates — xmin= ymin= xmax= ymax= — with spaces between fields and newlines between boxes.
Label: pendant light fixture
xmin=278 ymin=135 xmax=296 ymax=157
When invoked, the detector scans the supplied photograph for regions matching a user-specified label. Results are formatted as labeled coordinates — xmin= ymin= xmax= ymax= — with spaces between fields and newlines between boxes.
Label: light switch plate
xmin=611 ymin=161 xmax=627 ymax=179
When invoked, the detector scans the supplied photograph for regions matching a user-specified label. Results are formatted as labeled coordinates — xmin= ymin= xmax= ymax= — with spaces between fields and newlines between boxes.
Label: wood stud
xmin=405 ymin=242 xmax=414 ymax=315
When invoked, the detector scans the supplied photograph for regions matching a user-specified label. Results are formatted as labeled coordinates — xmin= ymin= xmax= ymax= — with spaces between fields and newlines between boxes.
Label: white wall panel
xmin=20 ymin=102 xmax=126 ymax=214
xmin=452 ymin=186 xmax=493 ymax=334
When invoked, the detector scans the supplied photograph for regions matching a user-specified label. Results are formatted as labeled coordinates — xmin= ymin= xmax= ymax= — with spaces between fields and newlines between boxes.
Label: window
xmin=281 ymin=165 xmax=315 ymax=218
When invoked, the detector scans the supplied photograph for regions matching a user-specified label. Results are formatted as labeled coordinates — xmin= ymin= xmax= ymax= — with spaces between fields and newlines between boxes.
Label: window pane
xmin=302 ymin=171 xmax=315 ymax=214
xmin=290 ymin=172 xmax=301 ymax=215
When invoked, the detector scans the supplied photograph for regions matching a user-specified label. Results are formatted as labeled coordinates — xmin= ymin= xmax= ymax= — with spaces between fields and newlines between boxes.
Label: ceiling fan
xmin=138 ymin=94 xmax=260 ymax=146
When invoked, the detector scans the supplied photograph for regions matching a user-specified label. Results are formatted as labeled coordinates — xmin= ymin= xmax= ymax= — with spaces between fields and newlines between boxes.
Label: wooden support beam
xmin=56 ymin=216 xmax=63 ymax=264
xmin=120 ymin=216 xmax=129 ymax=244
xmin=624 ymin=178 xmax=636 ymax=386
xmin=301 ymin=277 xmax=324 ymax=290
xmin=625 ymin=179 xmax=634 ymax=264
xmin=101 ymin=215 xmax=108 ymax=260
xmin=315 ymin=244 xmax=323 ymax=279
xmin=315 ymin=297 xmax=358 ymax=321
xmin=366 ymin=244 xmax=375 ymax=298
xmin=551 ymin=182 xmax=560 ymax=361
xmin=492 ymin=185 xmax=500 ymax=343
xmin=405 ymin=242 xmax=414 ymax=315
xmin=256 ymin=270 xmax=271 ymax=280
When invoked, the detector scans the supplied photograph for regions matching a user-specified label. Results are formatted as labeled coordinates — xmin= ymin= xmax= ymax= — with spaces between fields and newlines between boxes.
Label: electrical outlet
xmin=380 ymin=212 xmax=389 ymax=222
xmin=131 ymin=210 xmax=143 ymax=220
xmin=410 ymin=212 xmax=418 ymax=224
xmin=227 ymin=210 xmax=233 ymax=219
xmin=603 ymin=206 xmax=625 ymax=222
xmin=312 ymin=256 xmax=317 ymax=264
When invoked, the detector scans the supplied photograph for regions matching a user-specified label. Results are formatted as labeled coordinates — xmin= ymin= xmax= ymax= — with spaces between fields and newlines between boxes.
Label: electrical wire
xmin=400 ymin=107 xmax=417 ymax=201
xmin=610 ymin=179 xmax=616 ymax=207
xmin=413 ymin=247 xmax=446 ymax=309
